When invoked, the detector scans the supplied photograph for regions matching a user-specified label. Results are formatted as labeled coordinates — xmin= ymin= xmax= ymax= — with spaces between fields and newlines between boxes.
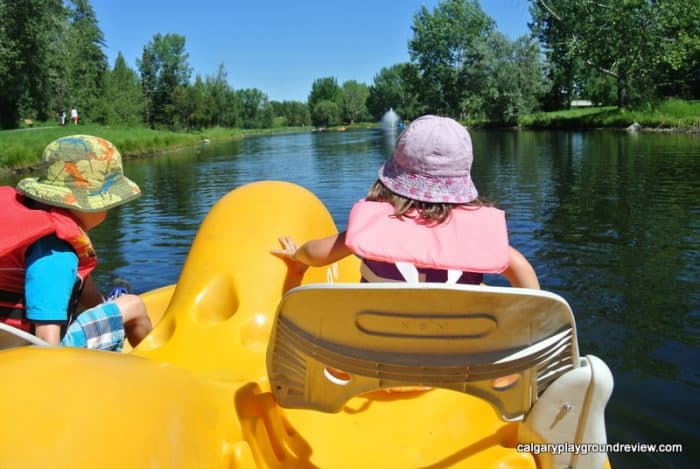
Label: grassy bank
xmin=0 ymin=125 xmax=308 ymax=173
xmin=519 ymin=99 xmax=700 ymax=130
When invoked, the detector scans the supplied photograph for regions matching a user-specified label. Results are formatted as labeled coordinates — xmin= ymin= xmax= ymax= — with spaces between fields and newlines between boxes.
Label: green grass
xmin=0 ymin=124 xmax=312 ymax=172
xmin=519 ymin=99 xmax=700 ymax=130
xmin=0 ymin=125 xmax=207 ymax=170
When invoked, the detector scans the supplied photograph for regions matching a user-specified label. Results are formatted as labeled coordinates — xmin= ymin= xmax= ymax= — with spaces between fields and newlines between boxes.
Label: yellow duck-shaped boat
xmin=0 ymin=181 xmax=613 ymax=468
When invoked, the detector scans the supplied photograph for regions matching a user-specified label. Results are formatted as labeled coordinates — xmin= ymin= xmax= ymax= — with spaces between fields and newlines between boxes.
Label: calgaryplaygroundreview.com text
xmin=516 ymin=442 xmax=683 ymax=455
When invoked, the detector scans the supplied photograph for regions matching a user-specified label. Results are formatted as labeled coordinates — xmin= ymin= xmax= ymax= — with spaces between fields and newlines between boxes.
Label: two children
xmin=0 ymin=135 xmax=152 ymax=350
xmin=274 ymin=115 xmax=539 ymax=289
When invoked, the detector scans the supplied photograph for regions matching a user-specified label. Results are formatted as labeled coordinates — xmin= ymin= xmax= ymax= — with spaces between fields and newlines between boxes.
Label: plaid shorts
xmin=61 ymin=302 xmax=125 ymax=351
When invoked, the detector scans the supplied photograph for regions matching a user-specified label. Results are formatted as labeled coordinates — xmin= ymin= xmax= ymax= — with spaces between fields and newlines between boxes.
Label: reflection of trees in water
xmin=533 ymin=131 xmax=700 ymax=467
xmin=311 ymin=130 xmax=384 ymax=161
xmin=470 ymin=130 xmax=700 ymax=465
xmin=530 ymin=131 xmax=699 ymax=378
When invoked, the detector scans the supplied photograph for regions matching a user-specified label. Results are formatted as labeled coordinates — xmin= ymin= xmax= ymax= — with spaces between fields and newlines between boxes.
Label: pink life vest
xmin=345 ymin=200 xmax=510 ymax=279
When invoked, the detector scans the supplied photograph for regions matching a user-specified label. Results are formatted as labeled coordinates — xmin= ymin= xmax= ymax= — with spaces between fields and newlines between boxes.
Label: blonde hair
xmin=365 ymin=180 xmax=488 ymax=224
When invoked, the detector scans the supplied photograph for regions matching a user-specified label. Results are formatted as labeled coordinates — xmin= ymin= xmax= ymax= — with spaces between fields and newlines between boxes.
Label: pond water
xmin=3 ymin=128 xmax=698 ymax=467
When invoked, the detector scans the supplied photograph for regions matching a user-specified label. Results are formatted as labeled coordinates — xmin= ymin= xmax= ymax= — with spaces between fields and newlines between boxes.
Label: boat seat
xmin=0 ymin=322 xmax=48 ymax=350
xmin=267 ymin=283 xmax=613 ymax=468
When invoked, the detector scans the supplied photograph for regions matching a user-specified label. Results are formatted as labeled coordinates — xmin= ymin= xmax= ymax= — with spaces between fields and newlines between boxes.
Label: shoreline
xmin=2 ymin=121 xmax=697 ymax=177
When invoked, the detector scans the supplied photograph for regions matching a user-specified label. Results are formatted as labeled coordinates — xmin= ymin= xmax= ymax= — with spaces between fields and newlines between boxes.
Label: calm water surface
xmin=3 ymin=128 xmax=698 ymax=468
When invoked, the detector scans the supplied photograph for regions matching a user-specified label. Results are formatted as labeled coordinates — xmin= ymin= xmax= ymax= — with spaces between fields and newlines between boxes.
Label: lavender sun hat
xmin=378 ymin=115 xmax=478 ymax=204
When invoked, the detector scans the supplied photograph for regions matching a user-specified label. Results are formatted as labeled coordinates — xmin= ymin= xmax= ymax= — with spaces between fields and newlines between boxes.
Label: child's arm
xmin=25 ymin=235 xmax=77 ymax=344
xmin=34 ymin=323 xmax=62 ymax=345
xmin=273 ymin=232 xmax=351 ymax=267
xmin=501 ymin=247 xmax=540 ymax=289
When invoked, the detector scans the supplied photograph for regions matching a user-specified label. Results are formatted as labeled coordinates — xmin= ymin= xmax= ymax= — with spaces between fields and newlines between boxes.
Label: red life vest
xmin=345 ymin=200 xmax=510 ymax=282
xmin=0 ymin=187 xmax=97 ymax=331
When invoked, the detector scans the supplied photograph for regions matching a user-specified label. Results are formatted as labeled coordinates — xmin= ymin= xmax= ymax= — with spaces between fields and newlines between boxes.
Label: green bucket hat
xmin=16 ymin=135 xmax=141 ymax=212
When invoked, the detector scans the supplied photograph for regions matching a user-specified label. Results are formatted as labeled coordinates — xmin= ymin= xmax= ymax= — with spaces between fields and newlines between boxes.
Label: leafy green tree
xmin=207 ymin=64 xmax=239 ymax=127
xmin=272 ymin=100 xmax=310 ymax=127
xmin=63 ymin=0 xmax=107 ymax=122
xmin=408 ymin=0 xmax=494 ymax=115
xmin=340 ymin=80 xmax=370 ymax=123
xmin=237 ymin=88 xmax=271 ymax=128
xmin=462 ymin=33 xmax=549 ymax=124
xmin=0 ymin=0 xmax=65 ymax=128
xmin=530 ymin=0 xmax=660 ymax=106
xmin=653 ymin=0 xmax=700 ymax=99
xmin=367 ymin=63 xmax=424 ymax=121
xmin=311 ymin=100 xmax=341 ymax=127
xmin=308 ymin=77 xmax=341 ymax=113
xmin=138 ymin=33 xmax=192 ymax=127
xmin=101 ymin=52 xmax=144 ymax=125
xmin=169 ymin=76 xmax=213 ymax=129
xmin=528 ymin=0 xmax=580 ymax=109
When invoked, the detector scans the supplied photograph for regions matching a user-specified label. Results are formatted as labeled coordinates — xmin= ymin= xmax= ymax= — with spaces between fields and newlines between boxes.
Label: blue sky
xmin=91 ymin=0 xmax=532 ymax=102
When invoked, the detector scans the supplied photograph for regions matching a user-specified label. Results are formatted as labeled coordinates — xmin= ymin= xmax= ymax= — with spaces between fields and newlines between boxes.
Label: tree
xmin=308 ymin=77 xmax=341 ymax=113
xmin=340 ymin=80 xmax=370 ymax=123
xmin=653 ymin=0 xmax=700 ymax=99
xmin=408 ymin=0 xmax=494 ymax=115
xmin=169 ymin=76 xmax=213 ymax=129
xmin=460 ymin=33 xmax=549 ymax=124
xmin=207 ymin=64 xmax=239 ymax=128
xmin=237 ymin=88 xmax=271 ymax=129
xmin=272 ymin=100 xmax=310 ymax=127
xmin=0 ymin=0 xmax=66 ymax=128
xmin=63 ymin=0 xmax=108 ymax=122
xmin=138 ymin=33 xmax=192 ymax=127
xmin=530 ymin=0 xmax=661 ymax=106
xmin=367 ymin=63 xmax=424 ymax=121
xmin=311 ymin=100 xmax=341 ymax=127
xmin=101 ymin=52 xmax=144 ymax=125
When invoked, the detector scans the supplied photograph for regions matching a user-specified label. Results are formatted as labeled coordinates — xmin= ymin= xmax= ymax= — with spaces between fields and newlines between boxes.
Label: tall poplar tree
xmin=102 ymin=52 xmax=144 ymax=125
xmin=0 ymin=0 xmax=65 ymax=128
xmin=63 ymin=0 xmax=108 ymax=121
xmin=138 ymin=33 xmax=191 ymax=128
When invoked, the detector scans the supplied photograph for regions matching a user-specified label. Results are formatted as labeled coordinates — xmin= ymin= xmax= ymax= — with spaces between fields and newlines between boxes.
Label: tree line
xmin=1 ymin=0 xmax=697 ymax=131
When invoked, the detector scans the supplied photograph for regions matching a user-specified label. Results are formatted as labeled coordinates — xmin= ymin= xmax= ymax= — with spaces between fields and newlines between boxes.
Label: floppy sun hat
xmin=16 ymin=135 xmax=141 ymax=212
xmin=378 ymin=115 xmax=478 ymax=204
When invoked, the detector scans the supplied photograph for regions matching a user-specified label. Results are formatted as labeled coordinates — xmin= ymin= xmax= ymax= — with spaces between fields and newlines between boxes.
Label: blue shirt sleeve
xmin=25 ymin=235 xmax=79 ymax=323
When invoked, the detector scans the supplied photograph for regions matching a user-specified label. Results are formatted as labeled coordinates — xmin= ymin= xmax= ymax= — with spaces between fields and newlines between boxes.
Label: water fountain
xmin=380 ymin=108 xmax=400 ymax=130
xmin=380 ymin=108 xmax=401 ymax=155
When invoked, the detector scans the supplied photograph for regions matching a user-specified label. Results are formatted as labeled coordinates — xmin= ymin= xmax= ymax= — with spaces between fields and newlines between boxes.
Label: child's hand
xmin=272 ymin=236 xmax=309 ymax=291
xmin=271 ymin=236 xmax=301 ymax=261
xmin=272 ymin=236 xmax=309 ymax=274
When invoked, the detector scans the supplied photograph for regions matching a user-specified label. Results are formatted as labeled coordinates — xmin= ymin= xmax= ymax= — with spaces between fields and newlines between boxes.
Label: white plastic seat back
xmin=0 ymin=322 xmax=48 ymax=350
xmin=267 ymin=283 xmax=579 ymax=420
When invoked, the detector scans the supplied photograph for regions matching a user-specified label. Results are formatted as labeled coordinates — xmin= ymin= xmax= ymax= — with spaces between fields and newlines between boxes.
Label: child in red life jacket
xmin=0 ymin=135 xmax=152 ymax=350
xmin=273 ymin=115 xmax=539 ymax=289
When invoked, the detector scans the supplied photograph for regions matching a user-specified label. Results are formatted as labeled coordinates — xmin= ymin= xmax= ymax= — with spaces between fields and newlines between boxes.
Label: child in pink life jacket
xmin=273 ymin=115 xmax=539 ymax=289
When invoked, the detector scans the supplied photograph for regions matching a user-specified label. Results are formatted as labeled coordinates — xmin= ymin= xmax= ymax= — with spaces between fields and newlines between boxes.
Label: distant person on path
xmin=273 ymin=114 xmax=540 ymax=290
xmin=58 ymin=108 xmax=66 ymax=126
xmin=0 ymin=135 xmax=152 ymax=350
xmin=70 ymin=107 xmax=78 ymax=125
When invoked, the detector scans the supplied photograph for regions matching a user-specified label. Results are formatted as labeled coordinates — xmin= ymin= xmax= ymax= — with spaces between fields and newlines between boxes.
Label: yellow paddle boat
xmin=0 ymin=181 xmax=613 ymax=468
